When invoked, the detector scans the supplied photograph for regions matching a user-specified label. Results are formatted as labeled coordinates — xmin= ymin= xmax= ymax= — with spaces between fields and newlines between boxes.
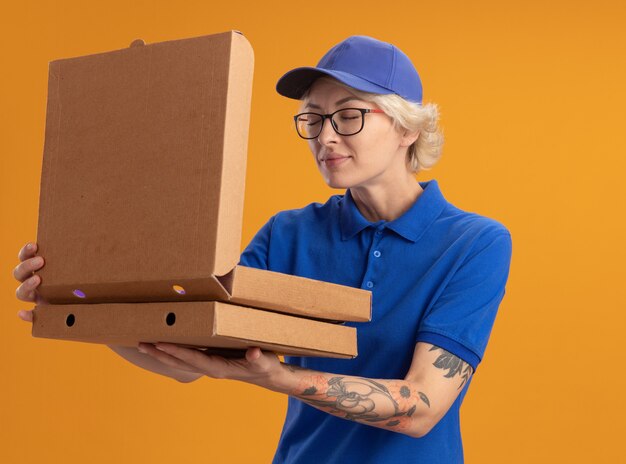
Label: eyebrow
xmin=304 ymin=96 xmax=362 ymax=110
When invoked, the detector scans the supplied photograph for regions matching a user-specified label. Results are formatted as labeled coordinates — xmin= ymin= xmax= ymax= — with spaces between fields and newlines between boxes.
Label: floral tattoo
xmin=291 ymin=375 xmax=430 ymax=430
xmin=429 ymin=346 xmax=473 ymax=389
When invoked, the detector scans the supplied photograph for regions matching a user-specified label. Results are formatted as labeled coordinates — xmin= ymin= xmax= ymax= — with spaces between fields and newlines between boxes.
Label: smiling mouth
xmin=321 ymin=156 xmax=350 ymax=168
xmin=320 ymin=152 xmax=349 ymax=161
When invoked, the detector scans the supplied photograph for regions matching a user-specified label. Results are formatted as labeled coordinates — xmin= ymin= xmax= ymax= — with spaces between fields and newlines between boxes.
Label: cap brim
xmin=276 ymin=67 xmax=394 ymax=100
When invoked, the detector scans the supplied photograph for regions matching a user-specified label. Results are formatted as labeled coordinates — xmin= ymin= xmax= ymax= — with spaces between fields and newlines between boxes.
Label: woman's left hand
xmin=137 ymin=343 xmax=284 ymax=387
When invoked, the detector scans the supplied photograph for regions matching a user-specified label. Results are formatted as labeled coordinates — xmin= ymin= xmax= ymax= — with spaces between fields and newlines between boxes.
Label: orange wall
xmin=2 ymin=1 xmax=625 ymax=462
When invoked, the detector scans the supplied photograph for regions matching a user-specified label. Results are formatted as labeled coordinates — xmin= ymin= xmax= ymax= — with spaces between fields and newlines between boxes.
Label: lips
xmin=320 ymin=154 xmax=350 ymax=168
xmin=320 ymin=153 xmax=347 ymax=161
xmin=319 ymin=153 xmax=349 ymax=162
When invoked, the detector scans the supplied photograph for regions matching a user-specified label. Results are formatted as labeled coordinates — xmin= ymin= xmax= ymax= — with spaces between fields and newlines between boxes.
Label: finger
xmin=18 ymin=242 xmax=37 ymax=262
xmin=15 ymin=275 xmax=41 ymax=303
xmin=138 ymin=343 xmax=199 ymax=372
xmin=245 ymin=347 xmax=278 ymax=373
xmin=13 ymin=256 xmax=45 ymax=282
xmin=137 ymin=343 xmax=199 ymax=372
xmin=17 ymin=309 xmax=34 ymax=322
xmin=245 ymin=347 xmax=262 ymax=362
xmin=154 ymin=343 xmax=228 ymax=375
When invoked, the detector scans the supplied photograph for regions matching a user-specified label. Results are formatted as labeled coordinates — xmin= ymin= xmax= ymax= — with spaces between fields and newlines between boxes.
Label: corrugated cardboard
xmin=31 ymin=31 xmax=369 ymax=358
xmin=34 ymin=30 xmax=371 ymax=323
xmin=32 ymin=301 xmax=358 ymax=358
xmin=219 ymin=266 xmax=370 ymax=322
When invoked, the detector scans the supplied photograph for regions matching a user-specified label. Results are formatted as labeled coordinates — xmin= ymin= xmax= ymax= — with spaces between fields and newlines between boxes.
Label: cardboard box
xmin=34 ymin=30 xmax=370 ymax=323
xmin=32 ymin=31 xmax=370 ymax=358
xmin=32 ymin=301 xmax=358 ymax=358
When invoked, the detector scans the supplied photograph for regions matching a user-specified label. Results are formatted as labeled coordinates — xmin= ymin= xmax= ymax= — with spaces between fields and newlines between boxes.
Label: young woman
xmin=15 ymin=35 xmax=512 ymax=463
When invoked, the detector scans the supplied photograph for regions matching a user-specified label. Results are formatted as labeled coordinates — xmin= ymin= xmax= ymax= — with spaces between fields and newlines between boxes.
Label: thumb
xmin=245 ymin=347 xmax=280 ymax=375
xmin=245 ymin=346 xmax=262 ymax=363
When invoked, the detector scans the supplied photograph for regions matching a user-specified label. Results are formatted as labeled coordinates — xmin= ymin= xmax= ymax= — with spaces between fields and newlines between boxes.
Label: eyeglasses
xmin=293 ymin=108 xmax=386 ymax=139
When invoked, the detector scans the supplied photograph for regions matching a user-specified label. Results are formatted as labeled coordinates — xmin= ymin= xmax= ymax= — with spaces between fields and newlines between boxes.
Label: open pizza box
xmin=31 ymin=31 xmax=370 ymax=358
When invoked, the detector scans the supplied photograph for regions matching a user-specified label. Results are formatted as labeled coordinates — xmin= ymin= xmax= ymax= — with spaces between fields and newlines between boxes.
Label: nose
xmin=316 ymin=116 xmax=340 ymax=146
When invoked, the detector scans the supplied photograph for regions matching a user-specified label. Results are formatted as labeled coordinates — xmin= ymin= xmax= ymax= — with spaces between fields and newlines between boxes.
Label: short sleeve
xmin=237 ymin=215 xmax=277 ymax=271
xmin=416 ymin=231 xmax=513 ymax=372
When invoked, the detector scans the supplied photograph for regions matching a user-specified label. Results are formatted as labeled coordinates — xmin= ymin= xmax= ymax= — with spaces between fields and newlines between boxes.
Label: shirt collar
xmin=339 ymin=179 xmax=447 ymax=242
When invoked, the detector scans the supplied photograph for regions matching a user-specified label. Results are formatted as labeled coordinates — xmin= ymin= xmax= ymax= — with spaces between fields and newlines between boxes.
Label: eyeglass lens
xmin=296 ymin=109 xmax=364 ymax=138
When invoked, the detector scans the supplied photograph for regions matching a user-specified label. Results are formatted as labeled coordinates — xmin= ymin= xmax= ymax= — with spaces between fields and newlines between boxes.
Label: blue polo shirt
xmin=238 ymin=179 xmax=512 ymax=464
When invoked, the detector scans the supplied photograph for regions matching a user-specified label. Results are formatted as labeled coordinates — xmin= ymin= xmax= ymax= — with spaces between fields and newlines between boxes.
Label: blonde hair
xmin=300 ymin=76 xmax=444 ymax=173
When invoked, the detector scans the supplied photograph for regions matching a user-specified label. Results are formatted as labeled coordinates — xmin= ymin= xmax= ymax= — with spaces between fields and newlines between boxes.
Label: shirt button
xmin=375 ymin=230 xmax=383 ymax=236
xmin=366 ymin=281 xmax=374 ymax=288
xmin=373 ymin=250 xmax=381 ymax=258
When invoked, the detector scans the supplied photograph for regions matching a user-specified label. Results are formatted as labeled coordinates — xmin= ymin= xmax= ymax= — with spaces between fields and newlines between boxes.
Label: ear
xmin=400 ymin=129 xmax=420 ymax=147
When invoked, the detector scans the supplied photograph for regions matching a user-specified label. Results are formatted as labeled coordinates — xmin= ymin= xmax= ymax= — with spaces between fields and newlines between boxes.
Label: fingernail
xmin=27 ymin=243 xmax=34 ymax=250
xmin=137 ymin=345 xmax=147 ymax=354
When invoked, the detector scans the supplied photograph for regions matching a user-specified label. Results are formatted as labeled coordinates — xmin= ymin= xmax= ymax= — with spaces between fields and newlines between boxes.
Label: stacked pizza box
xmin=32 ymin=31 xmax=371 ymax=359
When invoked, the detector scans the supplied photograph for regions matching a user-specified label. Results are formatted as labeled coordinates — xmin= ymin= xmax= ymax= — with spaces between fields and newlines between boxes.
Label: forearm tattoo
xmin=283 ymin=345 xmax=471 ymax=432
xmin=290 ymin=374 xmax=430 ymax=431
xmin=429 ymin=345 xmax=473 ymax=389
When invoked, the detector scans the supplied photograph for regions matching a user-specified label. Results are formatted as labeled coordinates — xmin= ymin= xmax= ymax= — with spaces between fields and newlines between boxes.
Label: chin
xmin=323 ymin=175 xmax=355 ymax=190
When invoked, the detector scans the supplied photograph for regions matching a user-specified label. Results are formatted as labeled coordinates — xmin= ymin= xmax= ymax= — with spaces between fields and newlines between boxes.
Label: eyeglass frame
xmin=293 ymin=107 xmax=386 ymax=139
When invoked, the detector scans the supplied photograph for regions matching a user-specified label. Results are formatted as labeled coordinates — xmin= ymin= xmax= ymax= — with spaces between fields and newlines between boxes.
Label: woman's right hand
xmin=13 ymin=242 xmax=201 ymax=382
xmin=14 ymin=242 xmax=48 ymax=322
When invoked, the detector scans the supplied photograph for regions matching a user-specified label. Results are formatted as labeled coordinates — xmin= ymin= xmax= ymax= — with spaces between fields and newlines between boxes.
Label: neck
xmin=349 ymin=173 xmax=424 ymax=223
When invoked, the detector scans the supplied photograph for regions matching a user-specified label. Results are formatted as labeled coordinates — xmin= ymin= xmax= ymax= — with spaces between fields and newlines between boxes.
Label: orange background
xmin=1 ymin=1 xmax=625 ymax=462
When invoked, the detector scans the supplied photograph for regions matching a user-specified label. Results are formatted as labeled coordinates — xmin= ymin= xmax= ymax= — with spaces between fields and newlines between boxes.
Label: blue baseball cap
xmin=276 ymin=35 xmax=423 ymax=104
